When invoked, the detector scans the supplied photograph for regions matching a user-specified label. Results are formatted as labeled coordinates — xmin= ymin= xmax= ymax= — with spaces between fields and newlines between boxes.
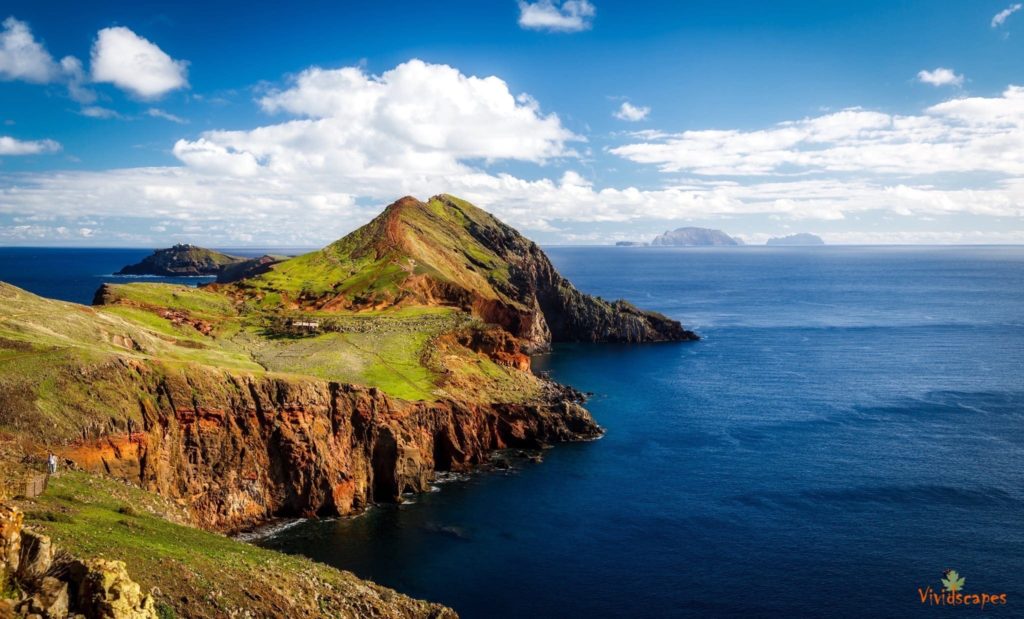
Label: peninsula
xmin=0 ymin=194 xmax=697 ymax=618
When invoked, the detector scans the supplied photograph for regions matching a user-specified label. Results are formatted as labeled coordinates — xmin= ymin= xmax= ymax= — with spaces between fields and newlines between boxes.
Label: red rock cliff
xmin=63 ymin=359 xmax=599 ymax=532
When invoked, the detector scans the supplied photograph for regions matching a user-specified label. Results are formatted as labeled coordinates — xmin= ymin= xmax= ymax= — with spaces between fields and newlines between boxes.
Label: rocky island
xmin=116 ymin=243 xmax=285 ymax=281
xmin=766 ymin=233 xmax=825 ymax=246
xmin=0 ymin=194 xmax=697 ymax=618
xmin=650 ymin=226 xmax=740 ymax=246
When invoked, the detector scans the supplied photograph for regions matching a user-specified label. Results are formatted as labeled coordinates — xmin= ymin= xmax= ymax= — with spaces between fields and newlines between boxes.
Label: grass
xmin=248 ymin=329 xmax=439 ymax=401
xmin=0 ymin=193 xmax=563 ymax=427
xmin=16 ymin=472 xmax=440 ymax=618
xmin=99 ymin=283 xmax=237 ymax=321
xmin=233 ymin=194 xmax=522 ymax=312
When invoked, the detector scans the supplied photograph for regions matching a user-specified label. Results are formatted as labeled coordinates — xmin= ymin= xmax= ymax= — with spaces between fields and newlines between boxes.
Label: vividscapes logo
xmin=917 ymin=569 xmax=1008 ymax=609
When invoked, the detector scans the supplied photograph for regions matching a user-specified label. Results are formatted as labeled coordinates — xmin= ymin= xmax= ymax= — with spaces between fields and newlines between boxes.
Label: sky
xmin=1 ymin=0 xmax=1024 ymax=247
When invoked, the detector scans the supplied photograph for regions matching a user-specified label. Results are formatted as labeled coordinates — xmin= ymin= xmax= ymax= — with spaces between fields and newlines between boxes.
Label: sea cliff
xmin=0 ymin=193 xmax=697 ymax=618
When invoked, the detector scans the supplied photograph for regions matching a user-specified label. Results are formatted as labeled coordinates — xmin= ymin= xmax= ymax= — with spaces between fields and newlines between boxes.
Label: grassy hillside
xmin=14 ymin=472 xmax=452 ymax=618
xmin=0 ymin=273 xmax=544 ymax=445
xmin=230 ymin=195 xmax=518 ymax=311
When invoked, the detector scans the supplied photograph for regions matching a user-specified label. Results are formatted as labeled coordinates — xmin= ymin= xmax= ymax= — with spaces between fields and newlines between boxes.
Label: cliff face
xmin=117 ymin=244 xmax=245 ymax=276
xmin=452 ymin=202 xmax=697 ymax=346
xmin=62 ymin=358 xmax=599 ymax=533
xmin=651 ymin=227 xmax=739 ymax=246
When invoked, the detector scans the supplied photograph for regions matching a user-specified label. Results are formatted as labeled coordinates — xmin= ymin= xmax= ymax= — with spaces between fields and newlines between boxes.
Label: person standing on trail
xmin=47 ymin=452 xmax=57 ymax=475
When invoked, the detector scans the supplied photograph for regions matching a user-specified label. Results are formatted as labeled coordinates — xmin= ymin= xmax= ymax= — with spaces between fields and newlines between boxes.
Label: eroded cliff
xmin=57 ymin=357 xmax=598 ymax=533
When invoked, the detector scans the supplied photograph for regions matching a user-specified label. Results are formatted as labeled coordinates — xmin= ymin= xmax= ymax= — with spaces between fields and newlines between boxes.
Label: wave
xmin=233 ymin=517 xmax=307 ymax=542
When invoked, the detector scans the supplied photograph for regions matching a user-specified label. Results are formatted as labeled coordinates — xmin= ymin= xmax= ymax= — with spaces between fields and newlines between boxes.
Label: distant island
xmin=766 ymin=233 xmax=825 ymax=246
xmin=117 ymin=243 xmax=283 ymax=281
xmin=615 ymin=241 xmax=648 ymax=247
xmin=651 ymin=227 xmax=740 ymax=246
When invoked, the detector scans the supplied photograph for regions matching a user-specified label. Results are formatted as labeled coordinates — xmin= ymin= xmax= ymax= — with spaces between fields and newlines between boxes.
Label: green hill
xmin=229 ymin=194 xmax=697 ymax=350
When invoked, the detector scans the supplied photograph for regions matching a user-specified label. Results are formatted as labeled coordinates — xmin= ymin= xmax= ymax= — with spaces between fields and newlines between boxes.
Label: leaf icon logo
xmin=942 ymin=569 xmax=965 ymax=593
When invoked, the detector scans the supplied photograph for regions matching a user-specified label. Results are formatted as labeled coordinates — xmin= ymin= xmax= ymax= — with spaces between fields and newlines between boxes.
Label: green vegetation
xmin=17 ymin=472 xmax=428 ymax=618
xmin=234 ymin=194 xmax=522 ymax=312
xmin=0 ymin=194 xmax=566 ymax=427
xmin=98 ymin=283 xmax=237 ymax=322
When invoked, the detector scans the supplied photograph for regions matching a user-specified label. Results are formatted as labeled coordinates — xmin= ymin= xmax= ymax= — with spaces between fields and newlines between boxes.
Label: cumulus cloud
xmin=518 ymin=0 xmax=595 ymax=32
xmin=0 ymin=135 xmax=60 ymax=155
xmin=173 ymin=59 xmax=580 ymax=179
xmin=3 ymin=60 xmax=1024 ymax=245
xmin=0 ymin=16 xmax=58 ymax=83
xmin=610 ymin=86 xmax=1024 ymax=177
xmin=992 ymin=3 xmax=1022 ymax=27
xmin=90 ymin=27 xmax=188 ymax=98
xmin=916 ymin=67 xmax=964 ymax=87
xmin=0 ymin=17 xmax=96 ymax=103
xmin=614 ymin=102 xmax=650 ymax=121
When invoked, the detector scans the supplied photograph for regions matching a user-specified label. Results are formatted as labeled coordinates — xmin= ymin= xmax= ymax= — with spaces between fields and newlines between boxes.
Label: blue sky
xmin=1 ymin=0 xmax=1023 ymax=246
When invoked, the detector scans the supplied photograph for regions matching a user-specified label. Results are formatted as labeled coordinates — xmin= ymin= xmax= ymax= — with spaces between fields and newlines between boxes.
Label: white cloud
xmin=614 ymin=102 xmax=650 ymax=121
xmin=0 ymin=135 xmax=60 ymax=155
xmin=992 ymin=3 xmax=1022 ymax=27
xmin=174 ymin=59 xmax=580 ymax=179
xmin=80 ymin=106 xmax=121 ymax=119
xmin=3 ymin=60 xmax=1024 ymax=245
xmin=0 ymin=17 xmax=59 ymax=83
xmin=60 ymin=55 xmax=96 ymax=103
xmin=146 ymin=108 xmax=187 ymax=124
xmin=609 ymin=86 xmax=1024 ymax=177
xmin=916 ymin=67 xmax=964 ymax=87
xmin=0 ymin=17 xmax=95 ymax=103
xmin=518 ymin=0 xmax=595 ymax=32
xmin=90 ymin=27 xmax=188 ymax=98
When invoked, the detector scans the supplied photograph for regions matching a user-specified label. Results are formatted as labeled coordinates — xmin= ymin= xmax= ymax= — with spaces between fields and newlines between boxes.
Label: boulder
xmin=0 ymin=505 xmax=22 ymax=577
xmin=18 ymin=576 xmax=68 ymax=619
xmin=16 ymin=531 xmax=52 ymax=583
xmin=71 ymin=559 xmax=157 ymax=619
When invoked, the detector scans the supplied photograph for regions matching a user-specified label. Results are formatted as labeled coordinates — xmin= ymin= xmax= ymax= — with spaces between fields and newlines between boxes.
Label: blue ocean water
xmin=0 ymin=247 xmax=307 ymax=304
xmin=2 ymin=246 xmax=1022 ymax=617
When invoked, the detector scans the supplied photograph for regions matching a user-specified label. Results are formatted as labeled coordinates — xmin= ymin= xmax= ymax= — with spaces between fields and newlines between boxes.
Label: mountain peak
xmin=232 ymin=194 xmax=697 ymax=349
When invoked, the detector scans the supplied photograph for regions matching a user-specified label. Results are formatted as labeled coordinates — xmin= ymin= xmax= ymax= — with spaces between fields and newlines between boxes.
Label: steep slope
xmin=230 ymin=194 xmax=697 ymax=350
xmin=0 ymin=194 xmax=699 ymax=617
xmin=117 ymin=244 xmax=245 ymax=276
xmin=651 ymin=227 xmax=739 ymax=246
xmin=0 ymin=279 xmax=596 ymax=615
xmin=0 ymin=282 xmax=597 ymax=529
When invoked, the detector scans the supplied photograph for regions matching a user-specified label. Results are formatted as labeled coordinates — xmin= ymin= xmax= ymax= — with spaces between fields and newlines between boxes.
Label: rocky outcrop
xmin=650 ymin=226 xmax=739 ymax=246
xmin=214 ymin=255 xmax=283 ymax=283
xmin=116 ymin=244 xmax=244 ymax=277
xmin=0 ymin=505 xmax=157 ymax=619
xmin=59 ymin=359 xmax=600 ymax=533
xmin=1 ymin=504 xmax=22 ymax=587
xmin=72 ymin=559 xmax=158 ymax=619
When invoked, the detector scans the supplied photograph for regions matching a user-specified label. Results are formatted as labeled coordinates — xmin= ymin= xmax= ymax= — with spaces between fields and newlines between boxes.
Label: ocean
xmin=2 ymin=245 xmax=1022 ymax=617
